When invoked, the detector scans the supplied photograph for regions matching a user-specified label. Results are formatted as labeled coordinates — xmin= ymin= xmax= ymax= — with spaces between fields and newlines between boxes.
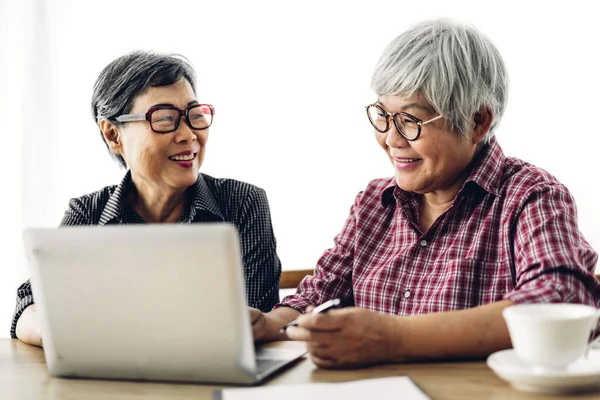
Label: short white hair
xmin=371 ymin=19 xmax=509 ymax=144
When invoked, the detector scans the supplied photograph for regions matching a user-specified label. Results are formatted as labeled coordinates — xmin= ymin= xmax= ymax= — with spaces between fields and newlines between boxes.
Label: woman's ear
xmin=99 ymin=119 xmax=123 ymax=155
xmin=472 ymin=107 xmax=493 ymax=145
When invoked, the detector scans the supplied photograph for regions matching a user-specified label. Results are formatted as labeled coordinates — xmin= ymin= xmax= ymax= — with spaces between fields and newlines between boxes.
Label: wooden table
xmin=1 ymin=338 xmax=598 ymax=399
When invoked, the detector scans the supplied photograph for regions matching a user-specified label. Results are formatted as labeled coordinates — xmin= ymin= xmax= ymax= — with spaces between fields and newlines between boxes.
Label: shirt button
xmin=403 ymin=289 xmax=411 ymax=299
xmin=419 ymin=239 xmax=428 ymax=247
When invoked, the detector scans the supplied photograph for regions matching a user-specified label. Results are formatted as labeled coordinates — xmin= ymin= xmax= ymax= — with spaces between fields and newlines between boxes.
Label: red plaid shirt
xmin=279 ymin=137 xmax=600 ymax=316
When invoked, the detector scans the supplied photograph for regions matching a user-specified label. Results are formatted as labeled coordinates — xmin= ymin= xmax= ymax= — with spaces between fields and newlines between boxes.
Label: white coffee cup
xmin=502 ymin=303 xmax=600 ymax=372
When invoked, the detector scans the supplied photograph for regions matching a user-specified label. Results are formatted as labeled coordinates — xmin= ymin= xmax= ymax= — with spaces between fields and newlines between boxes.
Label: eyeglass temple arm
xmin=420 ymin=114 xmax=443 ymax=126
xmin=115 ymin=113 xmax=146 ymax=122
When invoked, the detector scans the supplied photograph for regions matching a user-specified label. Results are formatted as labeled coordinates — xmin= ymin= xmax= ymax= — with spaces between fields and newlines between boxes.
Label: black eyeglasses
xmin=114 ymin=104 xmax=215 ymax=134
xmin=365 ymin=103 xmax=442 ymax=141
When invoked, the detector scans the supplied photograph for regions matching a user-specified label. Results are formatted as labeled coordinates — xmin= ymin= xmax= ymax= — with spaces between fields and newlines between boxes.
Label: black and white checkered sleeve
xmin=10 ymin=197 xmax=92 ymax=338
xmin=9 ymin=281 xmax=35 ymax=339
xmin=237 ymin=187 xmax=282 ymax=312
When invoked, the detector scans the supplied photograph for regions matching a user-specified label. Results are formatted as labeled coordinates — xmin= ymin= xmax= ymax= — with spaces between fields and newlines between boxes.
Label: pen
xmin=279 ymin=298 xmax=342 ymax=333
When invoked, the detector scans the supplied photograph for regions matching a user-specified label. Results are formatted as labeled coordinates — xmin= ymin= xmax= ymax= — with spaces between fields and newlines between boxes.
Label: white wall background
xmin=1 ymin=0 xmax=599 ymax=337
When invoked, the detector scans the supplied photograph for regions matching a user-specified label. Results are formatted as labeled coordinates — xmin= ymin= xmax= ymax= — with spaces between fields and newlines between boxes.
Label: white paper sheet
xmin=215 ymin=376 xmax=431 ymax=400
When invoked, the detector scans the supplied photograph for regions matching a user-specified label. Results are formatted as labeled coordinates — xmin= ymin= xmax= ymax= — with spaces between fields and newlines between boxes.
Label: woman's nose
xmin=385 ymin=124 xmax=407 ymax=148
xmin=173 ymin=118 xmax=196 ymax=143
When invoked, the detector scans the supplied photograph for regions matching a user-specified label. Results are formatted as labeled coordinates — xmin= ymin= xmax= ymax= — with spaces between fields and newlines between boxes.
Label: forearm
xmin=15 ymin=305 xmax=43 ymax=347
xmin=392 ymin=300 xmax=513 ymax=362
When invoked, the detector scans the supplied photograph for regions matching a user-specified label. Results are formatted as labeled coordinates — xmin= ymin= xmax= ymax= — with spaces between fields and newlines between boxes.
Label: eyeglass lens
xmin=366 ymin=105 xmax=420 ymax=140
xmin=150 ymin=105 xmax=213 ymax=132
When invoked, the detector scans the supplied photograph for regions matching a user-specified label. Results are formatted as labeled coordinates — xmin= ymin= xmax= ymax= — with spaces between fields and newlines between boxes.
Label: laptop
xmin=22 ymin=223 xmax=306 ymax=384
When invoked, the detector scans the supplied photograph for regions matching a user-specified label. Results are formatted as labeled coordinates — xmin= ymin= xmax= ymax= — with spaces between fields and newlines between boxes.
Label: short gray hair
xmin=371 ymin=19 xmax=508 ymax=145
xmin=91 ymin=51 xmax=197 ymax=169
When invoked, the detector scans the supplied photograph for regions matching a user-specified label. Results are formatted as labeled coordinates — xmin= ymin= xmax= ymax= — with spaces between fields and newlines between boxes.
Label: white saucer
xmin=487 ymin=349 xmax=600 ymax=394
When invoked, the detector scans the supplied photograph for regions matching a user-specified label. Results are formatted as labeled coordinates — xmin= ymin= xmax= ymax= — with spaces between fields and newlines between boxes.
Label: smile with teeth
xmin=170 ymin=153 xmax=196 ymax=161
xmin=396 ymin=158 xmax=420 ymax=163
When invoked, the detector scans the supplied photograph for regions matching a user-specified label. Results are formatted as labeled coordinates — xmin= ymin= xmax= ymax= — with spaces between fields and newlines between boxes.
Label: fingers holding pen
xmin=285 ymin=308 xmax=350 ymax=342
xmin=293 ymin=308 xmax=403 ymax=368
xmin=286 ymin=325 xmax=338 ymax=342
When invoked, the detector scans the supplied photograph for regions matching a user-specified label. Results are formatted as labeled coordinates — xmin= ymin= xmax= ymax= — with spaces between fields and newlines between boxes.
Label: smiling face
xmin=105 ymin=78 xmax=208 ymax=192
xmin=375 ymin=93 xmax=486 ymax=201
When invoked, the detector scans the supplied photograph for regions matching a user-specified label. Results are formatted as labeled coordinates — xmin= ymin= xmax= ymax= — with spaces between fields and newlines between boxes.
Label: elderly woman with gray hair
xmin=13 ymin=51 xmax=282 ymax=347
xmin=251 ymin=19 xmax=600 ymax=368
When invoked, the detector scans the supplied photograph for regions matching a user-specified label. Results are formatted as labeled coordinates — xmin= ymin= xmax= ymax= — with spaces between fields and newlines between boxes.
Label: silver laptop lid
xmin=23 ymin=223 xmax=257 ymax=383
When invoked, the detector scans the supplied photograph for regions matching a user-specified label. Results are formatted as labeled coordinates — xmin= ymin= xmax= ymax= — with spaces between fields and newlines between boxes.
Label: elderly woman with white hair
xmin=250 ymin=19 xmax=600 ymax=368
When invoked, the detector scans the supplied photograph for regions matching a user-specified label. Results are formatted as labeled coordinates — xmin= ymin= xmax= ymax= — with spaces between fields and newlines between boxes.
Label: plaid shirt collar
xmin=381 ymin=135 xmax=506 ymax=207
xmin=98 ymin=171 xmax=224 ymax=225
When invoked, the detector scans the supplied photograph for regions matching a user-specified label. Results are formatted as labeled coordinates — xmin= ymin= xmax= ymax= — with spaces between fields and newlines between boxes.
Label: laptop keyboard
xmin=256 ymin=358 xmax=287 ymax=375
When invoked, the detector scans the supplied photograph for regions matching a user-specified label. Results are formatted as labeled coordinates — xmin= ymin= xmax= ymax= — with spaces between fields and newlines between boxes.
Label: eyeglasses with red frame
xmin=114 ymin=103 xmax=215 ymax=134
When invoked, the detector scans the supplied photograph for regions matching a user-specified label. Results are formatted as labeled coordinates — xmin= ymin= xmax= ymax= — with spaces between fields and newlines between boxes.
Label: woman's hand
xmin=16 ymin=305 xmax=43 ymax=348
xmin=249 ymin=307 xmax=269 ymax=342
xmin=285 ymin=307 xmax=403 ymax=368
xmin=248 ymin=306 xmax=301 ymax=343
